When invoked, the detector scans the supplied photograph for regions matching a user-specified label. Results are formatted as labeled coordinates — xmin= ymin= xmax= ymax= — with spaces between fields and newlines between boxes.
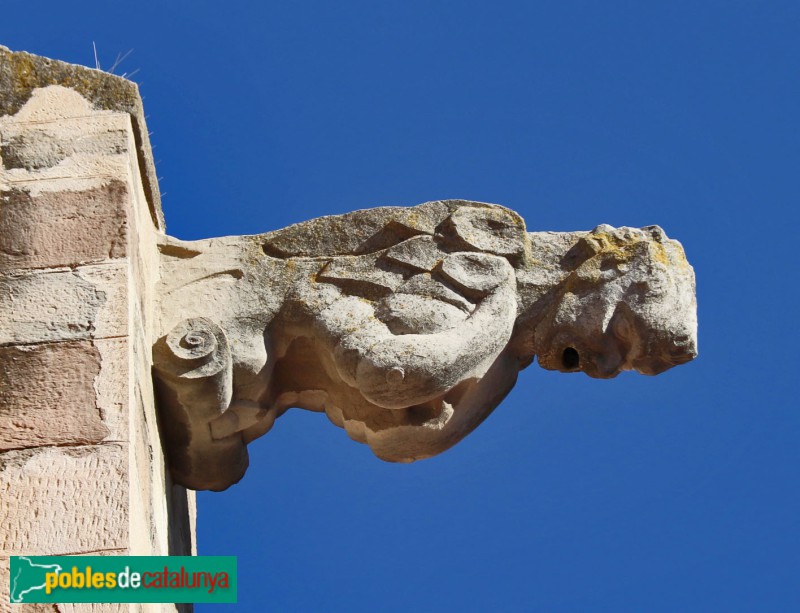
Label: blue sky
xmin=4 ymin=1 xmax=799 ymax=611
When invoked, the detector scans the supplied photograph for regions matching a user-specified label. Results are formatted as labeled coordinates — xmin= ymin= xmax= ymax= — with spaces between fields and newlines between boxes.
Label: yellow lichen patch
xmin=665 ymin=241 xmax=691 ymax=270
xmin=2 ymin=47 xmax=139 ymax=116
xmin=584 ymin=232 xmax=637 ymax=260
xmin=650 ymin=242 xmax=672 ymax=267
xmin=12 ymin=55 xmax=37 ymax=91
xmin=581 ymin=231 xmax=684 ymax=270
xmin=405 ymin=208 xmax=424 ymax=229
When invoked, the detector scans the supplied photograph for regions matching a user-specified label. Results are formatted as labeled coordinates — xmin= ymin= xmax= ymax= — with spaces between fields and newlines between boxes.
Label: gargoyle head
xmin=533 ymin=224 xmax=698 ymax=378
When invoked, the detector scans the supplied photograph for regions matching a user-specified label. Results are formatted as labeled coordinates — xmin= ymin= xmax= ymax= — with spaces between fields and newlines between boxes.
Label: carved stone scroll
xmin=153 ymin=318 xmax=247 ymax=491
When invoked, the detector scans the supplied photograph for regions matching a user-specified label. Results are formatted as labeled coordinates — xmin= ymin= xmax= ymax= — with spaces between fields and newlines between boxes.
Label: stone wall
xmin=0 ymin=47 xmax=194 ymax=612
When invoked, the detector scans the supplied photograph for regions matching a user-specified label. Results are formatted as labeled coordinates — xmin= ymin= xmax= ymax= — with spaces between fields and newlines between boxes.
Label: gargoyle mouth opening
xmin=562 ymin=347 xmax=580 ymax=370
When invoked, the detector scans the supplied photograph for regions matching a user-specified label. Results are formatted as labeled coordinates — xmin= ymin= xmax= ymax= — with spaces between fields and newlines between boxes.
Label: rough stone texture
xmin=0 ymin=445 xmax=128 ymax=555
xmin=0 ymin=263 xmax=128 ymax=345
xmin=0 ymin=47 xmax=193 ymax=612
xmin=0 ymin=181 xmax=129 ymax=271
xmin=154 ymin=202 xmax=698 ymax=491
xmin=0 ymin=45 xmax=163 ymax=229
xmin=0 ymin=341 xmax=109 ymax=450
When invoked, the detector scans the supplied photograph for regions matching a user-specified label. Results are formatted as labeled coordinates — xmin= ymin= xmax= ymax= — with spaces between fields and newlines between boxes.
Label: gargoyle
xmin=152 ymin=200 xmax=697 ymax=490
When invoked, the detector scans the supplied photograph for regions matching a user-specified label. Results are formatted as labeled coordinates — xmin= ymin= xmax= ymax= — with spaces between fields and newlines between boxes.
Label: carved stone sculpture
xmin=152 ymin=200 xmax=697 ymax=490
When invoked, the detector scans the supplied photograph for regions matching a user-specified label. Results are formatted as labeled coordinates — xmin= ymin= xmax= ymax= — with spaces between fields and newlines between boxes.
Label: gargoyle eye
xmin=562 ymin=347 xmax=580 ymax=370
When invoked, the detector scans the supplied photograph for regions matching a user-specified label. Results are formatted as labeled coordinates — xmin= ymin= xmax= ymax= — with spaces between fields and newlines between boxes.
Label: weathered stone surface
xmin=0 ymin=47 xmax=195 ymax=606
xmin=260 ymin=200 xmax=452 ymax=257
xmin=0 ymin=45 xmax=163 ymax=229
xmin=93 ymin=338 xmax=129 ymax=443
xmin=0 ymin=125 xmax=127 ymax=171
xmin=444 ymin=205 xmax=527 ymax=258
xmin=154 ymin=201 xmax=698 ymax=490
xmin=0 ymin=88 xmax=130 ymax=161
xmin=0 ymin=182 xmax=129 ymax=271
xmin=0 ymin=339 xmax=129 ymax=450
xmin=0 ymin=341 xmax=106 ymax=449
xmin=0 ymin=262 xmax=127 ymax=345
xmin=0 ymin=86 xmax=136 ymax=189
xmin=0 ymin=444 xmax=128 ymax=556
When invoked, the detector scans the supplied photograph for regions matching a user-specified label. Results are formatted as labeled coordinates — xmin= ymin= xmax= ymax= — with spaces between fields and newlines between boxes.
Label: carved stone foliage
xmin=152 ymin=200 xmax=698 ymax=491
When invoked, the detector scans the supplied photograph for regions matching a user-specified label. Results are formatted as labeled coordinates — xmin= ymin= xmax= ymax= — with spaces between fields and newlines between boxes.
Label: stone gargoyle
xmin=152 ymin=200 xmax=697 ymax=490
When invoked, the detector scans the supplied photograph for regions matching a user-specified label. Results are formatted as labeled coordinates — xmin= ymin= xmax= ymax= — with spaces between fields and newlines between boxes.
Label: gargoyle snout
xmin=629 ymin=331 xmax=697 ymax=375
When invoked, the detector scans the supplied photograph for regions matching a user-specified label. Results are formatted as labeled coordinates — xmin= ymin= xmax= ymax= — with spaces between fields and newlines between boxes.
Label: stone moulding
xmin=152 ymin=200 xmax=698 ymax=491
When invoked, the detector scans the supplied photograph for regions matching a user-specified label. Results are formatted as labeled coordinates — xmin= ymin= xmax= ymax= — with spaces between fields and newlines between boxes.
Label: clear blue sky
xmin=4 ymin=1 xmax=799 ymax=611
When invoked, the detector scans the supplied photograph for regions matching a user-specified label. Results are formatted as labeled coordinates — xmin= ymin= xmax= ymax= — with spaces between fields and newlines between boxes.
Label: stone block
xmin=0 ymin=445 xmax=128 ymax=556
xmin=0 ymin=117 xmax=130 ymax=173
xmin=0 ymin=263 xmax=127 ymax=345
xmin=0 ymin=181 xmax=129 ymax=272
xmin=0 ymin=338 xmax=128 ymax=451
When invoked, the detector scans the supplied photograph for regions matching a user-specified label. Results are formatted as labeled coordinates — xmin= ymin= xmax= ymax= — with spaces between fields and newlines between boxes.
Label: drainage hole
xmin=562 ymin=347 xmax=580 ymax=370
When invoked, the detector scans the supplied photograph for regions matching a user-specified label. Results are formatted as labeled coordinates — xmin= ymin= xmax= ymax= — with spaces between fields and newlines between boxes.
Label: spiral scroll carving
xmin=164 ymin=317 xmax=230 ymax=379
xmin=152 ymin=317 xmax=233 ymax=416
xmin=152 ymin=317 xmax=244 ymax=490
